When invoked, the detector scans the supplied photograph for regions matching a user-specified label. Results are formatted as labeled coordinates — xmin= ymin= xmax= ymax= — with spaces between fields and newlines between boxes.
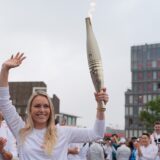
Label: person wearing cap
xmin=116 ymin=137 xmax=131 ymax=160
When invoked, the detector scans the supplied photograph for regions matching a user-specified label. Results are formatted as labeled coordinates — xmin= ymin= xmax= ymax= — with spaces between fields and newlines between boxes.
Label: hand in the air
xmin=2 ymin=52 xmax=26 ymax=70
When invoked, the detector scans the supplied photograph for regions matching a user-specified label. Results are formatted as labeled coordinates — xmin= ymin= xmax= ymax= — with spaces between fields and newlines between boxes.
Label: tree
xmin=139 ymin=97 xmax=160 ymax=132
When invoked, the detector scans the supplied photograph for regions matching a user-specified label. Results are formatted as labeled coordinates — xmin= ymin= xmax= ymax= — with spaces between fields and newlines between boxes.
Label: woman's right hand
xmin=2 ymin=52 xmax=26 ymax=70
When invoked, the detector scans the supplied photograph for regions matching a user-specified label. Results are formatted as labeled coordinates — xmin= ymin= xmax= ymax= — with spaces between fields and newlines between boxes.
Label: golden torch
xmin=85 ymin=17 xmax=105 ymax=107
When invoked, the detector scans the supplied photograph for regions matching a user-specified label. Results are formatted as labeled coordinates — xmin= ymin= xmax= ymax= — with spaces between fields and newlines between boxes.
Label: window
xmin=158 ymin=71 xmax=160 ymax=79
xmin=138 ymin=72 xmax=143 ymax=80
xmin=129 ymin=107 xmax=133 ymax=116
xmin=138 ymin=64 xmax=143 ymax=70
xmin=32 ymin=87 xmax=47 ymax=93
xmin=158 ymin=83 xmax=160 ymax=90
xmin=152 ymin=60 xmax=157 ymax=68
xmin=143 ymin=95 xmax=147 ymax=104
xmin=134 ymin=96 xmax=138 ymax=104
xmin=125 ymin=130 xmax=128 ymax=138
xmin=153 ymin=71 xmax=157 ymax=80
xmin=139 ymin=107 xmax=142 ymax=114
xmin=134 ymin=130 xmax=138 ymax=137
xmin=129 ymin=130 xmax=133 ymax=138
xmin=147 ymin=72 xmax=152 ymax=79
xmin=157 ymin=59 xmax=160 ymax=68
xmin=147 ymin=60 xmax=152 ymax=68
xmin=138 ymin=130 xmax=142 ymax=137
xmin=125 ymin=107 xmax=129 ymax=116
xmin=68 ymin=117 xmax=72 ymax=126
xmin=148 ymin=95 xmax=152 ymax=102
xmin=129 ymin=95 xmax=133 ymax=104
xmin=138 ymin=84 xmax=143 ymax=92
xmin=138 ymin=96 xmax=143 ymax=104
xmin=147 ymin=83 xmax=152 ymax=92
xmin=153 ymin=83 xmax=157 ymax=91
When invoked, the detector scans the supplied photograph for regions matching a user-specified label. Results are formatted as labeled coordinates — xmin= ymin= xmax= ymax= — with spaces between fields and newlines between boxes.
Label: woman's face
xmin=30 ymin=95 xmax=51 ymax=129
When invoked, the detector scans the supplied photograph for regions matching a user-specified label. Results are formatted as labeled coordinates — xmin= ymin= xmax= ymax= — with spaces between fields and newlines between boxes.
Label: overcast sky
xmin=0 ymin=0 xmax=160 ymax=129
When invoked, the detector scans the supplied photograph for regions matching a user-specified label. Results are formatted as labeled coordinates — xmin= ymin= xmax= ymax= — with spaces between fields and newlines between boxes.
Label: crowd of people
xmin=0 ymin=53 xmax=160 ymax=160
xmin=67 ymin=122 xmax=160 ymax=160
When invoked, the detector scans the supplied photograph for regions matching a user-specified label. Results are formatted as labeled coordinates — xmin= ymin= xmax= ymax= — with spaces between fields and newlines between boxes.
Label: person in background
xmin=135 ymin=133 xmax=158 ymax=160
xmin=0 ymin=53 xmax=109 ymax=160
xmin=103 ymin=137 xmax=113 ymax=160
xmin=116 ymin=137 xmax=131 ymax=160
xmin=0 ymin=112 xmax=18 ymax=160
xmin=128 ymin=137 xmax=137 ymax=160
xmin=111 ymin=134 xmax=119 ymax=160
xmin=86 ymin=141 xmax=106 ymax=160
xmin=151 ymin=121 xmax=160 ymax=160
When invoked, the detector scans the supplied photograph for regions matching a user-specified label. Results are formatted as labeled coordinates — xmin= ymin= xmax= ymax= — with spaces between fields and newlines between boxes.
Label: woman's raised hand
xmin=2 ymin=52 xmax=26 ymax=70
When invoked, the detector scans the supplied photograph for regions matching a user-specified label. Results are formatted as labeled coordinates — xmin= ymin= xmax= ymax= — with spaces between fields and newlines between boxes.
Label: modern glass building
xmin=125 ymin=43 xmax=160 ymax=138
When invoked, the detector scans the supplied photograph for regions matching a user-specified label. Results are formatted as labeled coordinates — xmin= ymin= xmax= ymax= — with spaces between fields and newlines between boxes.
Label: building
xmin=55 ymin=113 xmax=79 ymax=126
xmin=125 ymin=43 xmax=160 ymax=138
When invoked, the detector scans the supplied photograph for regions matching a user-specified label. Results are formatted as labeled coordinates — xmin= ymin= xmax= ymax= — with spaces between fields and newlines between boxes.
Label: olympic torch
xmin=85 ymin=17 xmax=105 ymax=108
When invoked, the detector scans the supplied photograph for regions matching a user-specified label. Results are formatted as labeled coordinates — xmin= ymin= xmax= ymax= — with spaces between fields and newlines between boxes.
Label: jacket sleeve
xmin=0 ymin=87 xmax=25 ymax=138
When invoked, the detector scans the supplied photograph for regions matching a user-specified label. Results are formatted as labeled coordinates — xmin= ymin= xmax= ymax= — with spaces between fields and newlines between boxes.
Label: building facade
xmin=125 ymin=43 xmax=160 ymax=138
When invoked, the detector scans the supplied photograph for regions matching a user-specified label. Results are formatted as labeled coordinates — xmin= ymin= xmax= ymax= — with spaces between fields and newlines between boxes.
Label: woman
xmin=0 ymin=53 xmax=109 ymax=160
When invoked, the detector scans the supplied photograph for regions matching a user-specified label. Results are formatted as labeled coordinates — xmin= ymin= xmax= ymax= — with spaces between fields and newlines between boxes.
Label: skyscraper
xmin=125 ymin=43 xmax=160 ymax=138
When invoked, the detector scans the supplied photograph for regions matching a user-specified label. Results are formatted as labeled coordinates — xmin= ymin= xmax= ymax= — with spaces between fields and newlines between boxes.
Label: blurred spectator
xmin=116 ymin=137 xmax=131 ymax=160
xmin=86 ymin=141 xmax=106 ymax=160
xmin=103 ymin=137 xmax=113 ymax=160
xmin=111 ymin=134 xmax=120 ymax=160
xmin=135 ymin=133 xmax=158 ymax=160
xmin=151 ymin=121 xmax=160 ymax=160
xmin=0 ymin=112 xmax=18 ymax=160
xmin=128 ymin=137 xmax=137 ymax=160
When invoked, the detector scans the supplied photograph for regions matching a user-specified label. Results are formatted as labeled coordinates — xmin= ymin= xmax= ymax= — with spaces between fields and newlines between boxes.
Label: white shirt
xmin=116 ymin=144 xmax=131 ymax=160
xmin=136 ymin=144 xmax=158 ymax=160
xmin=87 ymin=142 xmax=105 ymax=160
xmin=0 ymin=87 xmax=105 ymax=160
xmin=151 ymin=132 xmax=160 ymax=160
xmin=0 ymin=120 xmax=18 ymax=160
xmin=103 ymin=144 xmax=113 ymax=160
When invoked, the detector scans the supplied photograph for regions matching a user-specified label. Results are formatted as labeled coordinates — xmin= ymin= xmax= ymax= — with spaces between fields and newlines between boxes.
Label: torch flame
xmin=88 ymin=0 xmax=97 ymax=20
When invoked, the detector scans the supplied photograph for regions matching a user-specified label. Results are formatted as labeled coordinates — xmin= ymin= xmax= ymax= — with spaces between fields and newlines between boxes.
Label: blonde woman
xmin=0 ymin=53 xmax=109 ymax=160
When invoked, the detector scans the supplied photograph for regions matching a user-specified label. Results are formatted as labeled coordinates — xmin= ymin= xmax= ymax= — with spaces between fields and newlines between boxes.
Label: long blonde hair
xmin=19 ymin=91 xmax=57 ymax=155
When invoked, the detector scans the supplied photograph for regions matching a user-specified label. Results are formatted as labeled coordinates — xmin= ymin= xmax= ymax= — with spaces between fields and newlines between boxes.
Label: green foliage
xmin=139 ymin=97 xmax=160 ymax=132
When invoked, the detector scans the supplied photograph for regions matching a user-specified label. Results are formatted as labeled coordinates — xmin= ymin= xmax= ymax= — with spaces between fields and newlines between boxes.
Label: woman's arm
xmin=63 ymin=88 xmax=109 ymax=143
xmin=0 ymin=53 xmax=26 ymax=137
